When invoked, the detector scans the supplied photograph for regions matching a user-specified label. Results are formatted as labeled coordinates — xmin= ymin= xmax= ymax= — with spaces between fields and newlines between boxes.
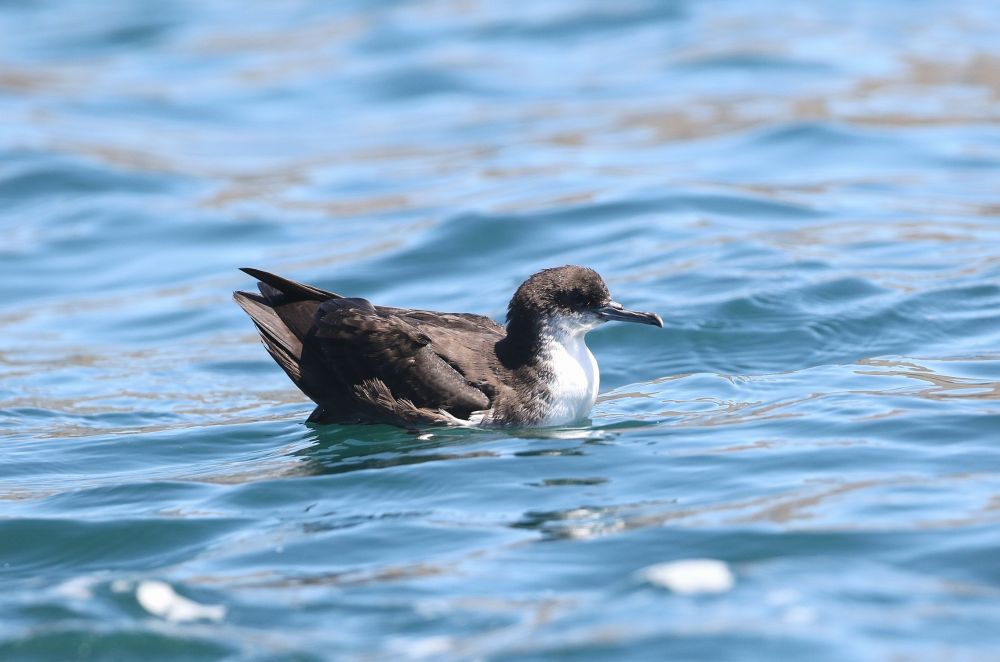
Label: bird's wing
xmin=380 ymin=308 xmax=505 ymax=334
xmin=236 ymin=268 xmax=498 ymax=424
xmin=311 ymin=298 xmax=492 ymax=421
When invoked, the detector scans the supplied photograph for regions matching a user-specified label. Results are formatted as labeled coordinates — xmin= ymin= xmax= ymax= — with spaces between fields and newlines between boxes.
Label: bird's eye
xmin=558 ymin=291 xmax=586 ymax=308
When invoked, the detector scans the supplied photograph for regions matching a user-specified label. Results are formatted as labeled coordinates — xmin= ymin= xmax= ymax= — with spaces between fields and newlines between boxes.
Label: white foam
xmin=111 ymin=579 xmax=132 ymax=593
xmin=136 ymin=580 xmax=225 ymax=623
xmin=638 ymin=558 xmax=735 ymax=595
xmin=54 ymin=576 xmax=99 ymax=600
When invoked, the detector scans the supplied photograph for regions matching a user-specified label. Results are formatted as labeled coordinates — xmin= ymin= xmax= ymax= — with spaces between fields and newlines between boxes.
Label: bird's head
xmin=506 ymin=265 xmax=663 ymax=337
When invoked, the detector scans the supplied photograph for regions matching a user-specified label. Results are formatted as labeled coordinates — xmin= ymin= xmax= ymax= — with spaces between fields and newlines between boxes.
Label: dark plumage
xmin=234 ymin=266 xmax=662 ymax=427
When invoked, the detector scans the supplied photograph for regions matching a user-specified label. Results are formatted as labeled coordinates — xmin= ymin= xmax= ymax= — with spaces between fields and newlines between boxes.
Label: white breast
xmin=539 ymin=329 xmax=600 ymax=426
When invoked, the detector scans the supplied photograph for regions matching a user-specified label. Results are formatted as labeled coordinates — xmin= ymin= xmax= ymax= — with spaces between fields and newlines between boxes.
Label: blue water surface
xmin=2 ymin=1 xmax=999 ymax=659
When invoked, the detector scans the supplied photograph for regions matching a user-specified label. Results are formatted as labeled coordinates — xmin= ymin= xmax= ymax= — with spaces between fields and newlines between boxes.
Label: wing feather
xmin=236 ymin=269 xmax=497 ymax=425
xmin=311 ymin=299 xmax=491 ymax=419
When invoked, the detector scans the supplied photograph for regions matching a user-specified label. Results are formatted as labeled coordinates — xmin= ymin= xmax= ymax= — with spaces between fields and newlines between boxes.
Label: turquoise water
xmin=2 ymin=0 xmax=999 ymax=659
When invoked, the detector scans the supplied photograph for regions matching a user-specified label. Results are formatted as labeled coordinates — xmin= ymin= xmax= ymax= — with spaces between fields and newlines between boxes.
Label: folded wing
xmin=235 ymin=269 xmax=493 ymax=425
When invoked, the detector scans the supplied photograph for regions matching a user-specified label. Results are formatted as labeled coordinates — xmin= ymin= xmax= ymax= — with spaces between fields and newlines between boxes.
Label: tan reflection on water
xmin=600 ymin=354 xmax=1000 ymax=431
xmin=624 ymin=50 xmax=1000 ymax=142
xmin=3 ymin=9 xmax=997 ymax=222
xmin=523 ymin=472 xmax=999 ymax=540
xmin=857 ymin=357 xmax=1000 ymax=402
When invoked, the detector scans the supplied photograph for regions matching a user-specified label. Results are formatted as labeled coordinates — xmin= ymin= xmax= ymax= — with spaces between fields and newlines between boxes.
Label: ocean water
xmin=2 ymin=0 xmax=999 ymax=659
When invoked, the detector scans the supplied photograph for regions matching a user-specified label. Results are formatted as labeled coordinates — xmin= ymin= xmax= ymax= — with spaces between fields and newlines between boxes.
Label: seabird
xmin=234 ymin=265 xmax=663 ymax=427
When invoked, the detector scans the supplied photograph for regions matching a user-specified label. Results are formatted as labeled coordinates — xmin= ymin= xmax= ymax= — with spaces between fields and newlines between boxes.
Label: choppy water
xmin=2 ymin=1 xmax=1000 ymax=659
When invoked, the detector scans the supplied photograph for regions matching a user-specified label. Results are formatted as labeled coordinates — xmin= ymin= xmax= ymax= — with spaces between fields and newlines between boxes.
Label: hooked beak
xmin=596 ymin=302 xmax=664 ymax=327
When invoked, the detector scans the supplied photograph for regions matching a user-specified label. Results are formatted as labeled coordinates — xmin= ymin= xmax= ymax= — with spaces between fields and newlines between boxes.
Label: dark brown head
xmin=506 ymin=266 xmax=663 ymax=337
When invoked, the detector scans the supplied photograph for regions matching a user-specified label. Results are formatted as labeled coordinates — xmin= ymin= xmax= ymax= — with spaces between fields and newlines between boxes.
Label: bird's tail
xmin=233 ymin=290 xmax=305 ymax=382
xmin=234 ymin=268 xmax=342 ymax=408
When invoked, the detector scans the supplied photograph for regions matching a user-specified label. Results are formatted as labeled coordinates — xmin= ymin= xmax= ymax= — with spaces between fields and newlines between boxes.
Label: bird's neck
xmin=534 ymin=321 xmax=601 ymax=425
xmin=498 ymin=314 xmax=599 ymax=367
xmin=495 ymin=315 xmax=602 ymax=425
xmin=497 ymin=316 xmax=541 ymax=367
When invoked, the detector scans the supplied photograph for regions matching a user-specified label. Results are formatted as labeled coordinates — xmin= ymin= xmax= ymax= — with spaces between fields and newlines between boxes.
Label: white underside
xmin=440 ymin=316 xmax=601 ymax=428
xmin=538 ymin=320 xmax=600 ymax=426
xmin=438 ymin=408 xmax=491 ymax=427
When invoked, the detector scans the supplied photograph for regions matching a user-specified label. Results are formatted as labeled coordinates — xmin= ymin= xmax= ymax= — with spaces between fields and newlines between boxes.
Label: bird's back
xmin=234 ymin=269 xmax=506 ymax=425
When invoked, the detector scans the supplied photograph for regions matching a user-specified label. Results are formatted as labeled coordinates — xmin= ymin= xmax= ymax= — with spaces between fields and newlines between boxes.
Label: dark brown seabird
xmin=234 ymin=265 xmax=663 ymax=427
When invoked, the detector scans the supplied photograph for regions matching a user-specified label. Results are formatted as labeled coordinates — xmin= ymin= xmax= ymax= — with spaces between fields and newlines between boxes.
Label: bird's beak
xmin=596 ymin=302 xmax=664 ymax=327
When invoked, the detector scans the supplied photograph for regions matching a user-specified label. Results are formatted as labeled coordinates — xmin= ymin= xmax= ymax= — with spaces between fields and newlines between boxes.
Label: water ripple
xmin=2 ymin=0 xmax=999 ymax=659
